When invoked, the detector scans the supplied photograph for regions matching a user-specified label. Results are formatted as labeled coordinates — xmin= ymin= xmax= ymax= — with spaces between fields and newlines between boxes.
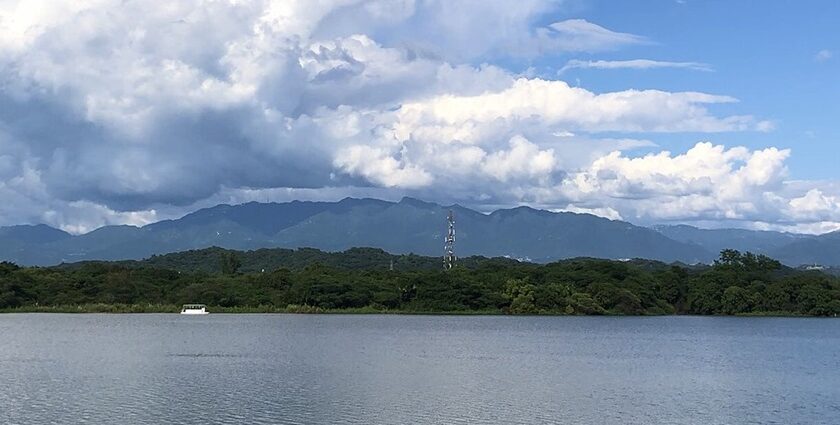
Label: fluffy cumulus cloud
xmin=557 ymin=142 xmax=791 ymax=220
xmin=393 ymin=78 xmax=765 ymax=133
xmin=0 ymin=0 xmax=832 ymax=233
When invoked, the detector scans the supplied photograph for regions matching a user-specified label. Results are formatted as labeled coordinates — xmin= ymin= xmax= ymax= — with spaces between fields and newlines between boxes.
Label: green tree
xmin=687 ymin=280 xmax=723 ymax=314
xmin=567 ymin=292 xmax=605 ymax=315
xmin=716 ymin=249 xmax=742 ymax=266
xmin=721 ymin=286 xmax=752 ymax=314
xmin=534 ymin=282 xmax=572 ymax=311
xmin=220 ymin=252 xmax=242 ymax=275
xmin=504 ymin=279 xmax=536 ymax=314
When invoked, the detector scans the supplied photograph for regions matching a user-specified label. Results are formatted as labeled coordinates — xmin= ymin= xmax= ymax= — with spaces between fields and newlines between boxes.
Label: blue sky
xmin=556 ymin=0 xmax=840 ymax=179
xmin=0 ymin=0 xmax=839 ymax=234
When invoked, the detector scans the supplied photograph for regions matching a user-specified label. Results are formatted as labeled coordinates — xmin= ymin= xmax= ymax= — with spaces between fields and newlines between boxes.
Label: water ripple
xmin=1 ymin=314 xmax=838 ymax=424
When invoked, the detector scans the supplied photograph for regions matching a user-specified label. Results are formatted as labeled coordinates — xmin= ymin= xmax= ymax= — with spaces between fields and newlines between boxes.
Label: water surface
xmin=1 ymin=314 xmax=838 ymax=424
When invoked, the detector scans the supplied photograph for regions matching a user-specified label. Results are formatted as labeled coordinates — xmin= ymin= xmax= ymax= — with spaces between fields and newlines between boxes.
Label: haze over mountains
xmin=0 ymin=198 xmax=837 ymax=267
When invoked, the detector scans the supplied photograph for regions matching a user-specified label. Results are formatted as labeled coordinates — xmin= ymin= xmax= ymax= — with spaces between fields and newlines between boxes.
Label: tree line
xmin=1 ymin=248 xmax=839 ymax=315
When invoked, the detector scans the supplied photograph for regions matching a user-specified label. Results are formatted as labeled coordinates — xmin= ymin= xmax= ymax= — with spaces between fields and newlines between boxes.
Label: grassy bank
xmin=0 ymin=303 xmax=506 ymax=315
xmin=3 ymin=304 xmax=830 ymax=317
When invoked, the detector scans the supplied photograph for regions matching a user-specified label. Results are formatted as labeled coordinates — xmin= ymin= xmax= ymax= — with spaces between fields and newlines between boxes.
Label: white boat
xmin=180 ymin=304 xmax=209 ymax=315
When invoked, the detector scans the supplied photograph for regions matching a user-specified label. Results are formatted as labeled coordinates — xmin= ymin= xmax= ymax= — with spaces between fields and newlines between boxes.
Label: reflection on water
xmin=1 ymin=314 xmax=838 ymax=424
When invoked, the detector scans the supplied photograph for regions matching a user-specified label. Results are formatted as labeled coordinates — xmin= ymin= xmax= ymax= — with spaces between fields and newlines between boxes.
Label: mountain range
xmin=0 ymin=197 xmax=837 ymax=266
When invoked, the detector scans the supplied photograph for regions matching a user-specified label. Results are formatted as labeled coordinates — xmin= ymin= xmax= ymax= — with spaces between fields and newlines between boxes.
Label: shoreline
xmin=0 ymin=304 xmax=825 ymax=317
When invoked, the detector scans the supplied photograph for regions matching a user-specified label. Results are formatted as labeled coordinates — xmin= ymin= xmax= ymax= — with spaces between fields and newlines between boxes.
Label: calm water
xmin=1 ymin=314 xmax=838 ymax=425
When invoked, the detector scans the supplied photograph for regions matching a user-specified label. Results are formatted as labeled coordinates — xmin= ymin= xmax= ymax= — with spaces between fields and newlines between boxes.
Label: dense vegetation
xmin=1 ymin=248 xmax=839 ymax=315
xmin=97 ymin=246 xmax=522 ymax=273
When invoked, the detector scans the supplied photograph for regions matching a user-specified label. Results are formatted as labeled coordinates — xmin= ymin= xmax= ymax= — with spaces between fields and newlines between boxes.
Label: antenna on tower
xmin=444 ymin=209 xmax=456 ymax=270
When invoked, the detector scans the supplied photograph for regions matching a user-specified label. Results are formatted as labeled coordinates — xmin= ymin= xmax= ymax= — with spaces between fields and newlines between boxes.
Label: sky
xmin=0 ymin=0 xmax=839 ymax=234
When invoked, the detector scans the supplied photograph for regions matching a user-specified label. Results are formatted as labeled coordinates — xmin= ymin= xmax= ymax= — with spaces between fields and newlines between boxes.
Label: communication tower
xmin=444 ymin=210 xmax=456 ymax=270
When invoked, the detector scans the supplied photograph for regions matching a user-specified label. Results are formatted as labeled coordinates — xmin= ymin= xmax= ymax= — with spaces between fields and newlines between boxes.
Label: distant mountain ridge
xmin=652 ymin=224 xmax=811 ymax=255
xmin=0 ymin=197 xmax=709 ymax=266
xmin=652 ymin=224 xmax=840 ymax=266
xmin=0 ymin=197 xmax=837 ymax=266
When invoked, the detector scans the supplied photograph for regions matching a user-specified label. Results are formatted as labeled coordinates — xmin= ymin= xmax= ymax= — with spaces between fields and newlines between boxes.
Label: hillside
xmin=63 ymin=247 xmax=524 ymax=274
xmin=652 ymin=224 xmax=811 ymax=255
xmin=768 ymin=231 xmax=840 ymax=266
xmin=7 ymin=197 xmax=840 ymax=267
xmin=0 ymin=198 xmax=713 ymax=266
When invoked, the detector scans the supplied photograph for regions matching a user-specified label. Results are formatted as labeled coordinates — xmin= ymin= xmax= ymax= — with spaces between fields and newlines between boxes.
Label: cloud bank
xmin=0 ymin=0 xmax=832 ymax=234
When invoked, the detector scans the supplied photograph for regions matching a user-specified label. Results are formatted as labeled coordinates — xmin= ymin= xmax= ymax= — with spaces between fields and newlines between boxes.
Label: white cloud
xmin=815 ymin=49 xmax=833 ymax=62
xmin=563 ymin=142 xmax=789 ymax=200
xmin=0 ymin=0 xmax=831 ymax=236
xmin=333 ymin=145 xmax=434 ymax=188
xmin=47 ymin=201 xmax=158 ymax=235
xmin=558 ymin=205 xmax=623 ymax=220
xmin=310 ymin=7 xmax=646 ymax=60
xmin=787 ymin=189 xmax=840 ymax=221
xmin=560 ymin=59 xmax=713 ymax=73
xmin=765 ymin=221 xmax=840 ymax=235
xmin=0 ymin=162 xmax=157 ymax=234
xmin=545 ymin=19 xmax=647 ymax=51
xmin=481 ymin=136 xmax=557 ymax=183
xmin=394 ymin=78 xmax=766 ymax=134
xmin=543 ymin=142 xmax=828 ymax=230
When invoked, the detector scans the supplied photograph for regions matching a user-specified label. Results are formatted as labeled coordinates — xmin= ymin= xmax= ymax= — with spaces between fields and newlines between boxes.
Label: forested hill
xmin=8 ymin=198 xmax=840 ymax=267
xmin=2 ymin=248 xmax=839 ymax=316
xmin=64 ymin=247 xmax=523 ymax=274
xmin=0 ymin=197 xmax=713 ymax=266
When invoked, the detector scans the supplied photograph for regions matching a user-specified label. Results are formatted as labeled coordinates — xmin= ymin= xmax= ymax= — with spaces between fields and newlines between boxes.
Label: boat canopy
xmin=182 ymin=304 xmax=206 ymax=309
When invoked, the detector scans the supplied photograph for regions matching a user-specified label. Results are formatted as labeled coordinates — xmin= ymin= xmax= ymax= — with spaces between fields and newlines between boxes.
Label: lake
xmin=1 ymin=314 xmax=838 ymax=424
